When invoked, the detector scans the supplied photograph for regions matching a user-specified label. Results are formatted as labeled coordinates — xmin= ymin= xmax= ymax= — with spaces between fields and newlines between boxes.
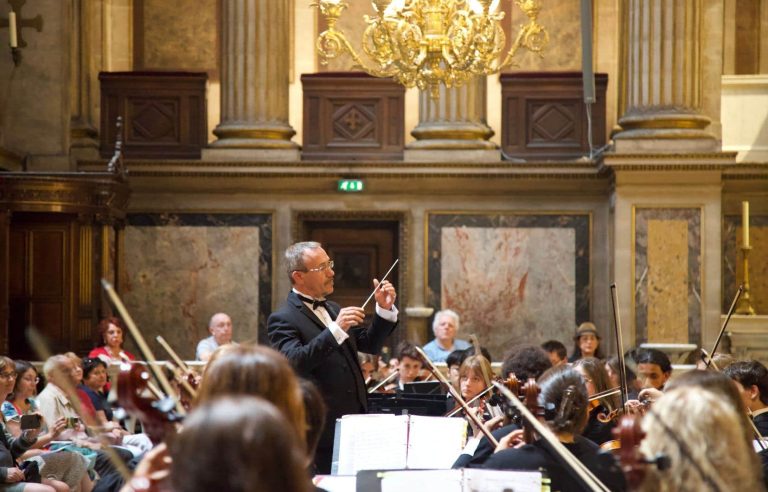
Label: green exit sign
xmin=338 ymin=179 xmax=364 ymax=192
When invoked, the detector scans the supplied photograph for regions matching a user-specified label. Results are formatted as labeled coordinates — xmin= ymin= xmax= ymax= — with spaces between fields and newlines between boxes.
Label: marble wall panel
xmin=122 ymin=213 xmax=272 ymax=360
xmin=723 ymin=215 xmax=768 ymax=314
xmin=634 ymin=208 xmax=701 ymax=346
xmin=427 ymin=213 xmax=590 ymax=359
xmin=137 ymin=0 xmax=219 ymax=76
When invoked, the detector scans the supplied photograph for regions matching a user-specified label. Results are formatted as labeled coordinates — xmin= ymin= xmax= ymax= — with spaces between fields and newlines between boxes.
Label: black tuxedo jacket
xmin=268 ymin=292 xmax=397 ymax=448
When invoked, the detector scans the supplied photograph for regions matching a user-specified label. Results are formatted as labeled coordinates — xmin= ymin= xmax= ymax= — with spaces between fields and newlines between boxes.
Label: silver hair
xmin=43 ymin=354 xmax=71 ymax=379
xmin=285 ymin=241 xmax=322 ymax=284
xmin=432 ymin=309 xmax=460 ymax=333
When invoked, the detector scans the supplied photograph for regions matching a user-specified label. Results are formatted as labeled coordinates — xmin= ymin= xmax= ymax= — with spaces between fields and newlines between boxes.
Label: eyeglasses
xmin=0 ymin=372 xmax=17 ymax=380
xmin=22 ymin=376 xmax=40 ymax=384
xmin=304 ymin=260 xmax=334 ymax=273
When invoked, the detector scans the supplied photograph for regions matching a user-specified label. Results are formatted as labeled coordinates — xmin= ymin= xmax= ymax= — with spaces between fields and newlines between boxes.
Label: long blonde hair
xmin=640 ymin=386 xmax=765 ymax=492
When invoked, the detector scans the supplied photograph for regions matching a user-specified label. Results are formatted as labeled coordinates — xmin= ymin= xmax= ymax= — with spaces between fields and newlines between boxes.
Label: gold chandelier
xmin=313 ymin=0 xmax=549 ymax=98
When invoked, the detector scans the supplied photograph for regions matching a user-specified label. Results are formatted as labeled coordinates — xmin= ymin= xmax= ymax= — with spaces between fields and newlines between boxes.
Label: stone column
xmin=205 ymin=0 xmax=299 ymax=161
xmin=614 ymin=0 xmax=717 ymax=152
xmin=404 ymin=77 xmax=499 ymax=162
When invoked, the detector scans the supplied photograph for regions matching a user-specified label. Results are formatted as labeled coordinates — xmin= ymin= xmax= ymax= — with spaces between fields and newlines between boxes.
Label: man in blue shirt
xmin=421 ymin=309 xmax=471 ymax=363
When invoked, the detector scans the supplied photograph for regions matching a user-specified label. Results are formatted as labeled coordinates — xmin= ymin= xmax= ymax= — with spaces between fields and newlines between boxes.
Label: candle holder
xmin=10 ymin=46 xmax=20 ymax=65
xmin=735 ymin=245 xmax=756 ymax=315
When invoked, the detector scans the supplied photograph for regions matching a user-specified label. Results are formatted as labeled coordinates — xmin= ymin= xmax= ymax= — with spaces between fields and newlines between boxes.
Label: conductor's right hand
xmin=336 ymin=307 xmax=365 ymax=332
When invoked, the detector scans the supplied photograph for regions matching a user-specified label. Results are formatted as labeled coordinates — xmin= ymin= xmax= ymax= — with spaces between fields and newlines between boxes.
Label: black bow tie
xmin=297 ymin=294 xmax=327 ymax=311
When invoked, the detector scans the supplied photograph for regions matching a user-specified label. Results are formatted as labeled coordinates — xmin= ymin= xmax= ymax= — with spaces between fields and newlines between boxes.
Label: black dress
xmin=483 ymin=435 xmax=626 ymax=492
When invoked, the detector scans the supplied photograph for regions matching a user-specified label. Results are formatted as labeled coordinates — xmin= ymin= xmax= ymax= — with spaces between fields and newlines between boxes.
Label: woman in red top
xmin=88 ymin=317 xmax=136 ymax=364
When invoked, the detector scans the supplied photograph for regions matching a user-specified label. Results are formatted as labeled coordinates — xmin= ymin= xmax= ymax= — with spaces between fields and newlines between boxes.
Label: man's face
xmin=433 ymin=315 xmax=457 ymax=346
xmin=209 ymin=314 xmax=233 ymax=345
xmin=732 ymin=380 xmax=761 ymax=412
xmin=52 ymin=359 xmax=79 ymax=388
xmin=547 ymin=351 xmax=565 ymax=367
xmin=399 ymin=356 xmax=422 ymax=384
xmin=295 ymin=247 xmax=335 ymax=299
xmin=637 ymin=362 xmax=669 ymax=390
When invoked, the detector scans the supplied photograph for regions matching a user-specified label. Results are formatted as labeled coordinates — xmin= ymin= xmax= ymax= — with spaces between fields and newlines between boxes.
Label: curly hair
xmin=500 ymin=344 xmax=552 ymax=381
xmin=640 ymin=386 xmax=764 ymax=492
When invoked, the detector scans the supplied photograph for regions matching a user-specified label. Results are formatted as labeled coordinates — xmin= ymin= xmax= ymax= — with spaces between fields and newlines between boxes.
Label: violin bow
xmin=156 ymin=336 xmax=199 ymax=399
xmin=610 ymin=283 xmax=631 ymax=411
xmin=493 ymin=381 xmax=611 ymax=492
xmin=101 ymin=279 xmax=186 ymax=416
xmin=367 ymin=368 xmax=399 ymax=393
xmin=704 ymin=284 xmax=743 ymax=368
xmin=415 ymin=346 xmax=499 ymax=447
xmin=26 ymin=327 xmax=133 ymax=482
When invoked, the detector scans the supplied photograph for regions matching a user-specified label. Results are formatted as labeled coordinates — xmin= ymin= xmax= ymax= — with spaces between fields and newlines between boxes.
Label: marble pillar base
xmin=404 ymin=148 xmax=501 ymax=163
xmin=613 ymin=134 xmax=719 ymax=153
xmin=210 ymin=122 xmax=298 ymax=149
xmin=202 ymin=147 xmax=301 ymax=162
xmin=725 ymin=315 xmax=768 ymax=366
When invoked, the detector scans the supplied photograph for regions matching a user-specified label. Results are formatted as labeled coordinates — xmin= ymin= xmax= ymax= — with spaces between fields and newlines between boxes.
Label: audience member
xmin=196 ymin=312 xmax=237 ymax=362
xmin=568 ymin=322 xmax=604 ymax=362
xmin=421 ymin=310 xmax=470 ymax=363
xmin=89 ymin=317 xmax=136 ymax=364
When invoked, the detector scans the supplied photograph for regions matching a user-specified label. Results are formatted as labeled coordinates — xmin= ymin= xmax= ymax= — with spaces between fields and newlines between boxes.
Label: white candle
xmin=8 ymin=11 xmax=17 ymax=48
xmin=742 ymin=200 xmax=750 ymax=248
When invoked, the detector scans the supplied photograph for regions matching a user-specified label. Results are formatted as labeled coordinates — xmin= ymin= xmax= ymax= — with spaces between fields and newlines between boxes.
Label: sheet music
xmin=312 ymin=475 xmax=356 ymax=492
xmin=406 ymin=416 xmax=468 ymax=469
xmin=464 ymin=469 xmax=542 ymax=492
xmin=336 ymin=414 xmax=409 ymax=475
xmin=380 ymin=469 xmax=542 ymax=492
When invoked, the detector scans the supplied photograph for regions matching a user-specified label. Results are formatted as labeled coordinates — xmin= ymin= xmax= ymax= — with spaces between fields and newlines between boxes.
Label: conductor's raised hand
xmin=337 ymin=306 xmax=365 ymax=332
xmin=374 ymin=279 xmax=396 ymax=310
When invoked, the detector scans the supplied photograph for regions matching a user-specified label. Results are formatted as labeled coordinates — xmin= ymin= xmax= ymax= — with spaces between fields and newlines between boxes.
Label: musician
xmin=357 ymin=353 xmax=376 ymax=387
xmin=541 ymin=340 xmax=568 ymax=367
xmin=571 ymin=358 xmax=619 ymax=446
xmin=640 ymin=385 xmax=764 ymax=492
xmin=268 ymin=241 xmax=398 ymax=474
xmin=483 ymin=367 xmax=626 ymax=491
xmin=723 ymin=360 xmax=768 ymax=436
xmin=195 ymin=312 xmax=237 ymax=362
xmin=633 ymin=348 xmax=672 ymax=391
xmin=500 ymin=345 xmax=552 ymax=381
xmin=169 ymin=396 xmax=311 ymax=492
xmin=421 ymin=310 xmax=470 ymax=363
xmin=568 ymin=322 xmax=604 ymax=362
xmin=394 ymin=342 xmax=423 ymax=391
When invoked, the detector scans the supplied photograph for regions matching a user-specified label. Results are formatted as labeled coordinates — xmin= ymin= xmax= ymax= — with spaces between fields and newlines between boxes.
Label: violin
xmin=612 ymin=414 xmax=670 ymax=490
xmin=117 ymin=363 xmax=183 ymax=445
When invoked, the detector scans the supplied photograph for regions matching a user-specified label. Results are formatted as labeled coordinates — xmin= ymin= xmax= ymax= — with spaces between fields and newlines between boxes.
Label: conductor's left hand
xmin=374 ymin=279 xmax=396 ymax=310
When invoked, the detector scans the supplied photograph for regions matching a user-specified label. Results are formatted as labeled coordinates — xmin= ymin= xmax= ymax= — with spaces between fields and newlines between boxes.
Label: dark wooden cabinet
xmin=99 ymin=72 xmax=208 ymax=159
xmin=301 ymin=73 xmax=405 ymax=161
xmin=500 ymin=72 xmax=608 ymax=161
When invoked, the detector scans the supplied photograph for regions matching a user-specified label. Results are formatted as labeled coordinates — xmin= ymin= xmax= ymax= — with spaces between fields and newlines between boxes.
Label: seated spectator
xmin=541 ymin=340 xmax=568 ymax=367
xmin=421 ymin=310 xmax=470 ymax=363
xmin=0 ymin=356 xmax=72 ymax=492
xmin=196 ymin=313 xmax=237 ymax=362
xmin=568 ymin=322 xmax=604 ymax=362
xmin=2 ymin=360 xmax=93 ymax=492
xmin=88 ymin=317 xmax=136 ymax=364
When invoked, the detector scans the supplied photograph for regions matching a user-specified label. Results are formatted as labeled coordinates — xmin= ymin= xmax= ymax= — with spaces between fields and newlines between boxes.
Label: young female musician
xmin=483 ymin=366 xmax=626 ymax=491
xmin=572 ymin=357 xmax=620 ymax=446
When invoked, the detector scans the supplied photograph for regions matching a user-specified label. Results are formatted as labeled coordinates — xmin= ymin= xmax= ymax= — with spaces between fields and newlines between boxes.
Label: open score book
xmin=332 ymin=414 xmax=468 ymax=475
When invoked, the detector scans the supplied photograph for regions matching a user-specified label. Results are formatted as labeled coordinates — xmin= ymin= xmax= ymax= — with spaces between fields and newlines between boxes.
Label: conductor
xmin=268 ymin=241 xmax=398 ymax=473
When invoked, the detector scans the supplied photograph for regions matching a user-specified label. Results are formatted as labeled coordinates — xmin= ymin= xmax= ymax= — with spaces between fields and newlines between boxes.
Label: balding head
xmin=209 ymin=313 xmax=233 ymax=345
xmin=43 ymin=354 xmax=77 ymax=389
